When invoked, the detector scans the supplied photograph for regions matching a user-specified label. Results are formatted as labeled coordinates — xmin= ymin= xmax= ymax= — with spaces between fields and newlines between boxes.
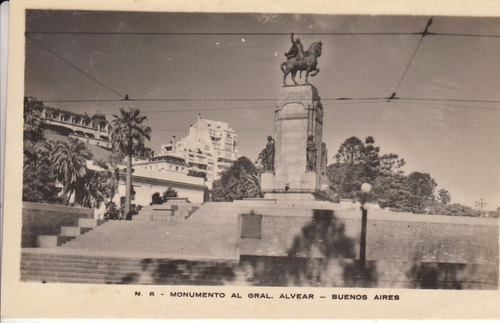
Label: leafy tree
xmin=49 ymin=138 xmax=93 ymax=205
xmin=151 ymin=192 xmax=162 ymax=204
xmin=432 ymin=203 xmax=479 ymax=217
xmin=329 ymin=136 xmax=406 ymax=202
xmin=327 ymin=163 xmax=365 ymax=199
xmin=73 ymin=169 xmax=108 ymax=208
xmin=23 ymin=97 xmax=45 ymax=143
xmin=162 ymin=187 xmax=178 ymax=200
xmin=437 ymin=188 xmax=451 ymax=205
xmin=371 ymin=172 xmax=411 ymax=211
xmin=328 ymin=136 xmax=453 ymax=214
xmin=95 ymin=155 xmax=123 ymax=205
xmin=212 ymin=157 xmax=261 ymax=202
xmin=23 ymin=140 xmax=59 ymax=203
xmin=406 ymin=172 xmax=437 ymax=213
xmin=335 ymin=136 xmax=364 ymax=165
xmin=330 ymin=136 xmax=476 ymax=216
xmin=151 ymin=187 xmax=178 ymax=204
xmin=22 ymin=98 xmax=59 ymax=202
xmin=110 ymin=107 xmax=151 ymax=219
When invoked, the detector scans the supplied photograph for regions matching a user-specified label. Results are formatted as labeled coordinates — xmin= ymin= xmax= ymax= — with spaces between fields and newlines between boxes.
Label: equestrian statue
xmin=280 ymin=33 xmax=322 ymax=86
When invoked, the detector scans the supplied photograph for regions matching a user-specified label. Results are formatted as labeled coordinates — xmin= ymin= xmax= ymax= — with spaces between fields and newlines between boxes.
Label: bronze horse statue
xmin=280 ymin=41 xmax=322 ymax=86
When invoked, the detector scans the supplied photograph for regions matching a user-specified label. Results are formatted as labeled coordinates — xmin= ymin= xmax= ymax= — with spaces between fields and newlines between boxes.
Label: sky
xmin=24 ymin=11 xmax=500 ymax=209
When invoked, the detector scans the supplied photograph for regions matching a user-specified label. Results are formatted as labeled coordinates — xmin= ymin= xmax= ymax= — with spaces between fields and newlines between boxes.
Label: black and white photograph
xmin=2 ymin=0 xmax=500 ymax=319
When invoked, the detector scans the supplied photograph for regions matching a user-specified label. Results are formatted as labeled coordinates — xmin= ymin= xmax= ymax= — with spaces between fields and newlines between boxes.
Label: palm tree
xmin=95 ymin=155 xmax=123 ymax=206
xmin=50 ymin=138 xmax=93 ymax=205
xmin=74 ymin=169 xmax=107 ymax=209
xmin=110 ymin=107 xmax=151 ymax=220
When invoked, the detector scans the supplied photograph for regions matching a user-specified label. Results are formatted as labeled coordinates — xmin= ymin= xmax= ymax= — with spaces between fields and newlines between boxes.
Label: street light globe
xmin=361 ymin=183 xmax=372 ymax=193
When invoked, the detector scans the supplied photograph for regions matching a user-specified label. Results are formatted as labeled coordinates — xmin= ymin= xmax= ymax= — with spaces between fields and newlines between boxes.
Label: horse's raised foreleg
xmin=310 ymin=67 xmax=320 ymax=77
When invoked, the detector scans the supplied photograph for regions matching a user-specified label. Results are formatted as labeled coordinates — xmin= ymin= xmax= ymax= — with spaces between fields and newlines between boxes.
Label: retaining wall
xmin=238 ymin=208 xmax=499 ymax=289
xmin=22 ymin=202 xmax=93 ymax=247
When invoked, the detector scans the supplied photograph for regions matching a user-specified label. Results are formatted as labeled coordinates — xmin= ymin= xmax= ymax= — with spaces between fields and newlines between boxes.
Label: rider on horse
xmin=281 ymin=33 xmax=322 ymax=85
xmin=284 ymin=32 xmax=305 ymax=66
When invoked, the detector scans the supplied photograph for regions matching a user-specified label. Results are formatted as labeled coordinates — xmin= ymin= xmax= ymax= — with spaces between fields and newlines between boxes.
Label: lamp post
xmin=359 ymin=183 xmax=372 ymax=284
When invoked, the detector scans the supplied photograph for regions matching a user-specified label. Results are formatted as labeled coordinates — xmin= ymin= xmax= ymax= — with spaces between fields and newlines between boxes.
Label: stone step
xmin=20 ymin=275 xmax=122 ymax=284
xmin=21 ymin=269 xmax=140 ymax=280
xmin=21 ymin=252 xmax=238 ymax=264
xmin=21 ymin=253 xmax=237 ymax=266
xmin=21 ymin=262 xmax=144 ymax=272
xmin=21 ymin=260 xmax=235 ymax=274
xmin=59 ymin=248 xmax=214 ymax=255
xmin=21 ymin=255 xmax=141 ymax=265
xmin=37 ymin=235 xmax=77 ymax=247
xmin=94 ymin=223 xmax=237 ymax=230
xmin=61 ymin=241 xmax=234 ymax=249
xmin=60 ymin=226 xmax=81 ymax=237
xmin=61 ymin=240 xmax=231 ymax=248
xmin=78 ymin=218 xmax=106 ymax=228
xmin=20 ymin=251 xmax=243 ymax=285
xmin=67 ymin=228 xmax=236 ymax=237
xmin=36 ymin=235 xmax=58 ymax=248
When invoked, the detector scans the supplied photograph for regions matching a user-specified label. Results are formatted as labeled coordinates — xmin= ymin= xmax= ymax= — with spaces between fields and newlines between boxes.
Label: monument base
xmin=264 ymin=192 xmax=316 ymax=201
xmin=261 ymin=172 xmax=330 ymax=201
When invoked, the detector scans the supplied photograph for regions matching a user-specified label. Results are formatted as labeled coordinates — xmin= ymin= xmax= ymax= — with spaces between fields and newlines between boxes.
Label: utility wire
xmin=24 ymin=31 xmax=423 ymax=36
xmin=42 ymin=96 xmax=500 ymax=108
xmin=26 ymin=35 xmax=125 ymax=99
xmin=43 ymin=98 xmax=382 ymax=103
xmin=25 ymin=31 xmax=500 ymax=38
xmin=388 ymin=17 xmax=433 ymax=101
xmin=28 ymin=17 xmax=500 ymax=112
xmin=396 ymin=97 xmax=500 ymax=104
xmin=427 ymin=32 xmax=500 ymax=38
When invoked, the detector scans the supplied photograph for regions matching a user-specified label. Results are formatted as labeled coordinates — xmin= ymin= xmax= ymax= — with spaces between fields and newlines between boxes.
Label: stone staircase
xmin=59 ymin=219 xmax=239 ymax=259
xmin=20 ymin=199 xmax=341 ymax=285
xmin=133 ymin=200 xmax=202 ymax=222
xmin=36 ymin=218 xmax=106 ymax=248
xmin=20 ymin=251 xmax=244 ymax=285
xmin=21 ymin=201 xmax=245 ymax=284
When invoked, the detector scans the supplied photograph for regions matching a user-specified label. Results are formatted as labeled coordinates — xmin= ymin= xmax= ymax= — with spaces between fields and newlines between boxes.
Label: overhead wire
xmin=388 ymin=17 xmax=433 ymax=101
xmin=25 ymin=31 xmax=500 ymax=38
xmin=41 ymin=97 xmax=500 ymax=111
xmin=26 ymin=18 xmax=500 ymax=115
xmin=25 ymin=34 xmax=125 ymax=99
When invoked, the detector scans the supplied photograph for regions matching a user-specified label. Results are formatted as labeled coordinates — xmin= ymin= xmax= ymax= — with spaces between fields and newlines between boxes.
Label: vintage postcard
xmin=2 ymin=0 xmax=500 ymax=320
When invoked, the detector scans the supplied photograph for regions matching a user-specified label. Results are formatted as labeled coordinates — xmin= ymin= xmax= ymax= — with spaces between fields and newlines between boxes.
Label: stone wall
xmin=238 ymin=209 xmax=498 ymax=289
xmin=22 ymin=202 xmax=93 ymax=247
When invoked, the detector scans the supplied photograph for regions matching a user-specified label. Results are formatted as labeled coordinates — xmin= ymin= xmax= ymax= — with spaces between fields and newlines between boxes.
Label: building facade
xmin=159 ymin=115 xmax=243 ymax=185
xmin=117 ymin=161 xmax=207 ymax=206
xmin=25 ymin=97 xmax=112 ymax=149
xmin=42 ymin=106 xmax=112 ymax=149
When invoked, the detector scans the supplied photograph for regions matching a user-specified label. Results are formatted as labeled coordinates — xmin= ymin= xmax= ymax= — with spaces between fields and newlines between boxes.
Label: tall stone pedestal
xmin=261 ymin=84 xmax=329 ymax=200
